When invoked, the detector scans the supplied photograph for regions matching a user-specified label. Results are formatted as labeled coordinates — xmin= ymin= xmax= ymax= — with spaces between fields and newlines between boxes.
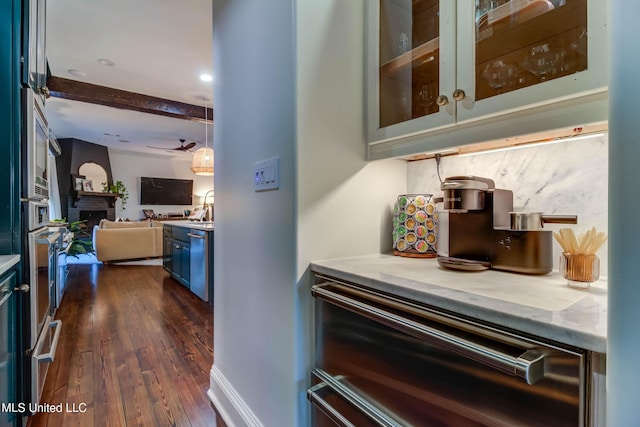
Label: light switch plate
xmin=254 ymin=157 xmax=279 ymax=191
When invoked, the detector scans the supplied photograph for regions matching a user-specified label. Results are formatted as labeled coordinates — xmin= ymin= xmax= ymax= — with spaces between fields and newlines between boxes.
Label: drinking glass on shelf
xmin=400 ymin=87 xmax=411 ymax=120
xmin=482 ymin=60 xmax=519 ymax=92
xmin=398 ymin=32 xmax=410 ymax=55
xmin=571 ymin=28 xmax=588 ymax=56
xmin=416 ymin=82 xmax=436 ymax=116
xmin=520 ymin=44 xmax=566 ymax=81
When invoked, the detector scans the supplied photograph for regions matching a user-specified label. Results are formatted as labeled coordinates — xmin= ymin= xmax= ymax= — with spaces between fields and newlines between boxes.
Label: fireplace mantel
xmin=72 ymin=190 xmax=121 ymax=208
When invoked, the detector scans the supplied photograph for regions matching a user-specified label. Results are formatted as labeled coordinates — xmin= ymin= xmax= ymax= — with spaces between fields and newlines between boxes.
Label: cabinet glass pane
xmin=379 ymin=0 xmax=440 ymax=128
xmin=475 ymin=0 xmax=587 ymax=101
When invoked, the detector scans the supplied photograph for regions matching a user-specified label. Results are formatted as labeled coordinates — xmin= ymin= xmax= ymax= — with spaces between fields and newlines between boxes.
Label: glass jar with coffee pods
xmin=393 ymin=194 xmax=439 ymax=258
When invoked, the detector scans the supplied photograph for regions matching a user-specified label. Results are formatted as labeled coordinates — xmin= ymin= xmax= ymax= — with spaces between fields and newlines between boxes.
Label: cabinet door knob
xmin=453 ymin=89 xmax=466 ymax=101
xmin=435 ymin=95 xmax=449 ymax=106
xmin=14 ymin=284 xmax=30 ymax=293
xmin=40 ymin=85 xmax=51 ymax=98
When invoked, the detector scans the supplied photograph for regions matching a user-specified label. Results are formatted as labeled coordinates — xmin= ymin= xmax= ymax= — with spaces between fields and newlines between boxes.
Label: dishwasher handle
xmin=312 ymin=283 xmax=546 ymax=385
xmin=309 ymin=369 xmax=405 ymax=427
xmin=307 ymin=382 xmax=356 ymax=427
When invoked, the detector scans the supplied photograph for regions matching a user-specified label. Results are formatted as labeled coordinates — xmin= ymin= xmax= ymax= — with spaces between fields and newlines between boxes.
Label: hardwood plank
xmin=27 ymin=264 xmax=216 ymax=427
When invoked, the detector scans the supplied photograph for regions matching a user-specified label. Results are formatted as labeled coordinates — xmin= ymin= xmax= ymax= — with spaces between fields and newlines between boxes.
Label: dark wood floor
xmin=27 ymin=263 xmax=218 ymax=427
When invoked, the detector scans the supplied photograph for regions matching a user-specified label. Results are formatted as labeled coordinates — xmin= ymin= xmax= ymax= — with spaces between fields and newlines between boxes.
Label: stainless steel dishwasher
xmin=309 ymin=275 xmax=591 ymax=426
xmin=188 ymin=229 xmax=208 ymax=302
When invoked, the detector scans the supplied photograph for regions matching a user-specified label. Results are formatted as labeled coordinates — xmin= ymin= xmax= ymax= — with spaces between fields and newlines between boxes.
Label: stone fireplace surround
xmin=56 ymin=138 xmax=116 ymax=224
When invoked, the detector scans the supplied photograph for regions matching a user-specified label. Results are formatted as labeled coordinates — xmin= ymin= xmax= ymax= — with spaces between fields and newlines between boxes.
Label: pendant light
xmin=191 ymin=100 xmax=214 ymax=176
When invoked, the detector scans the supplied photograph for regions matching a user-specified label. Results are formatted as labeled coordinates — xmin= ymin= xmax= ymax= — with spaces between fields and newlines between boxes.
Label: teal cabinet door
xmin=0 ymin=271 xmax=17 ymax=427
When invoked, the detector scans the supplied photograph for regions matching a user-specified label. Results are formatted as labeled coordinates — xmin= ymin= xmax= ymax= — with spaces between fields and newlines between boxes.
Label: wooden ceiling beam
xmin=46 ymin=76 xmax=213 ymax=123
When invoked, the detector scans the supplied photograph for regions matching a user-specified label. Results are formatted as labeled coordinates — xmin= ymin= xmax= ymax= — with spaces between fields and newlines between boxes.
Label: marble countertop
xmin=310 ymin=253 xmax=607 ymax=353
xmin=161 ymin=220 xmax=214 ymax=231
xmin=0 ymin=255 xmax=20 ymax=276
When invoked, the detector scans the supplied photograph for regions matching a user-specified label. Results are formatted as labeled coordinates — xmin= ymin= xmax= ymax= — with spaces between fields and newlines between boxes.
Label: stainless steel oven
xmin=22 ymin=88 xmax=49 ymax=200
xmin=27 ymin=228 xmax=62 ymax=407
xmin=310 ymin=276 xmax=588 ymax=426
xmin=25 ymin=200 xmax=49 ymax=232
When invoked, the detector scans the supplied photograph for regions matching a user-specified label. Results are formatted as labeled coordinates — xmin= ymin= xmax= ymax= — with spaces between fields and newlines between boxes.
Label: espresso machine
xmin=437 ymin=176 xmax=577 ymax=274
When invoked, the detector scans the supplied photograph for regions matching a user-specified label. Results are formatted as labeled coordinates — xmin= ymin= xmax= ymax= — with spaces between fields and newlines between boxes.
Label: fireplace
xmin=80 ymin=210 xmax=107 ymax=229
xmin=67 ymin=196 xmax=115 ymax=225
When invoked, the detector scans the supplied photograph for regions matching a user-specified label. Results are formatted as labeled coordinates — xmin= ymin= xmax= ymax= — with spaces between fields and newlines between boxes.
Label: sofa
xmin=93 ymin=219 xmax=164 ymax=262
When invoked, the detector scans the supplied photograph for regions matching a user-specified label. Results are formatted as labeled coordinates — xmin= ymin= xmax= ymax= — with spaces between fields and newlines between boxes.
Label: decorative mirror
xmin=78 ymin=162 xmax=108 ymax=192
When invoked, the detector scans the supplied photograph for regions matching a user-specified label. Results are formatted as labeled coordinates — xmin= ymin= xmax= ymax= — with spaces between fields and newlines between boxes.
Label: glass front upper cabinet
xmin=378 ymin=0 xmax=441 ymax=128
xmin=367 ymin=0 xmax=607 ymax=146
xmin=371 ymin=0 xmax=456 ymax=142
xmin=474 ymin=0 xmax=586 ymax=102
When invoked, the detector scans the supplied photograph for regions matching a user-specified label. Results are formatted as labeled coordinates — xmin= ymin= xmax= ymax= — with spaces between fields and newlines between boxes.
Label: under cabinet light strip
xmin=457 ymin=132 xmax=606 ymax=157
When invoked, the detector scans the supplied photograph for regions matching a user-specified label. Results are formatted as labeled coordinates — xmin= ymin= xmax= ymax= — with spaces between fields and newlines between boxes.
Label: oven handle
xmin=36 ymin=320 xmax=62 ymax=363
xmin=309 ymin=369 xmax=404 ymax=427
xmin=312 ymin=283 xmax=545 ymax=385
xmin=307 ymin=382 xmax=356 ymax=427
xmin=35 ymin=231 xmax=61 ymax=245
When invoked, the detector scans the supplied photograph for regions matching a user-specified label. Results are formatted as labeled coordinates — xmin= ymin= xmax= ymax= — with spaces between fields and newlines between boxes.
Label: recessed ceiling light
xmin=200 ymin=74 xmax=213 ymax=82
xmin=97 ymin=58 xmax=115 ymax=66
xmin=68 ymin=69 xmax=86 ymax=77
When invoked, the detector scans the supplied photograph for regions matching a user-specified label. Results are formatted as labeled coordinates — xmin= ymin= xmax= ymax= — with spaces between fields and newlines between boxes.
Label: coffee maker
xmin=437 ymin=176 xmax=576 ymax=275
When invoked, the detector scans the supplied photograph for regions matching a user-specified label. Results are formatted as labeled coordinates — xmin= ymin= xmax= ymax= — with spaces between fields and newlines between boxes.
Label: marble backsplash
xmin=407 ymin=133 xmax=609 ymax=276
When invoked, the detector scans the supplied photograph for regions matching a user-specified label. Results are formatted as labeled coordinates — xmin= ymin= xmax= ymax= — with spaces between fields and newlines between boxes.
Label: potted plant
xmin=65 ymin=220 xmax=95 ymax=258
xmin=108 ymin=180 xmax=129 ymax=211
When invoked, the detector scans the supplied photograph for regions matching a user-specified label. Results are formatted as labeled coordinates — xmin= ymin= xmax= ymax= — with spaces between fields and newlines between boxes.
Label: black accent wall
xmin=55 ymin=138 xmax=114 ymax=221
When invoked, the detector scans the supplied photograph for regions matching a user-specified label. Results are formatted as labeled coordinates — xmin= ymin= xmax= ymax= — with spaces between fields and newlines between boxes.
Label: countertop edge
xmin=0 ymin=255 xmax=20 ymax=277
xmin=310 ymin=259 xmax=606 ymax=354
xmin=161 ymin=220 xmax=214 ymax=231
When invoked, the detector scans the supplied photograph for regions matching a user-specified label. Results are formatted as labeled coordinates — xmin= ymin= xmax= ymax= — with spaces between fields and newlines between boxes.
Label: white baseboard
xmin=208 ymin=364 xmax=263 ymax=427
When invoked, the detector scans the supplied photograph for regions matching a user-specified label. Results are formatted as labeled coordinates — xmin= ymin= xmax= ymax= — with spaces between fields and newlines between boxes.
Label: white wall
xmin=108 ymin=148 xmax=214 ymax=220
xmin=210 ymin=0 xmax=406 ymax=426
xmin=296 ymin=1 xmax=406 ymax=274
xmin=210 ymin=0 xmax=297 ymax=425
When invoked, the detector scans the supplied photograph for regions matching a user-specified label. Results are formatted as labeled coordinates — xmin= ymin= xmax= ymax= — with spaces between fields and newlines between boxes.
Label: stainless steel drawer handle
xmin=307 ymin=382 xmax=356 ymax=427
xmin=187 ymin=233 xmax=205 ymax=239
xmin=312 ymin=284 xmax=546 ymax=385
xmin=37 ymin=320 xmax=62 ymax=363
xmin=310 ymin=369 xmax=403 ymax=427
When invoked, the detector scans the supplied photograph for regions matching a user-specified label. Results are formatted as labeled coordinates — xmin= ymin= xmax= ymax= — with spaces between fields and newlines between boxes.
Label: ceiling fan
xmin=147 ymin=138 xmax=197 ymax=152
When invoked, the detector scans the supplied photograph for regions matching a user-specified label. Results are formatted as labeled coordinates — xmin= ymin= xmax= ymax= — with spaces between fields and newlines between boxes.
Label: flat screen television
xmin=140 ymin=177 xmax=193 ymax=205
